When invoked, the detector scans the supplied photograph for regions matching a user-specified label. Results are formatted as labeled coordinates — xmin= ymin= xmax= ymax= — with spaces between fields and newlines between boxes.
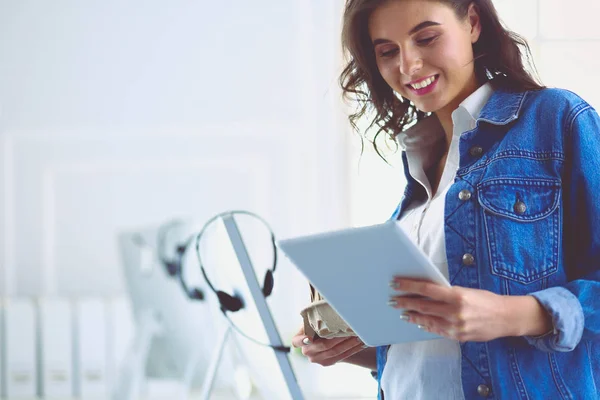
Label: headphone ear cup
xmin=189 ymin=288 xmax=204 ymax=301
xmin=262 ymin=270 xmax=274 ymax=297
xmin=165 ymin=261 xmax=179 ymax=277
xmin=216 ymin=290 xmax=244 ymax=312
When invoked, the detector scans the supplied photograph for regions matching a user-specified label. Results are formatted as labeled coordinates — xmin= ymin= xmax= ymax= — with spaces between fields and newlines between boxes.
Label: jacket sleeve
xmin=525 ymin=105 xmax=600 ymax=352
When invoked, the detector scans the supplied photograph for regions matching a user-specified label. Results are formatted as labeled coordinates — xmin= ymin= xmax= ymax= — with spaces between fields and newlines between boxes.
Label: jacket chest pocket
xmin=477 ymin=178 xmax=561 ymax=284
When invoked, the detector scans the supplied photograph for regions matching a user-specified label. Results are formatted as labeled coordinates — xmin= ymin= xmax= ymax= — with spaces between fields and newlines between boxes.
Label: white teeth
xmin=411 ymin=76 xmax=436 ymax=90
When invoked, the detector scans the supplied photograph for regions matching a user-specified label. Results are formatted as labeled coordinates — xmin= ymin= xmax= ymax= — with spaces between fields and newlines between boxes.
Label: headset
xmin=189 ymin=210 xmax=289 ymax=352
xmin=137 ymin=212 xmax=289 ymax=353
xmin=156 ymin=219 xmax=186 ymax=276
xmin=190 ymin=210 xmax=277 ymax=313
xmin=155 ymin=219 xmax=205 ymax=301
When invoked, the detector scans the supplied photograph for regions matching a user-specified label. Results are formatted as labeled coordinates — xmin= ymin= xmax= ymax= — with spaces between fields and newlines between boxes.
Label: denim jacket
xmin=377 ymin=88 xmax=600 ymax=399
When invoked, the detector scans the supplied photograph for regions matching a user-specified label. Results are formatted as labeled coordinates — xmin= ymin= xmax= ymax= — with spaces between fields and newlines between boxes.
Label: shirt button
xmin=458 ymin=189 xmax=472 ymax=201
xmin=462 ymin=253 xmax=475 ymax=266
xmin=477 ymin=384 xmax=491 ymax=397
xmin=514 ymin=201 xmax=527 ymax=215
xmin=469 ymin=146 xmax=483 ymax=158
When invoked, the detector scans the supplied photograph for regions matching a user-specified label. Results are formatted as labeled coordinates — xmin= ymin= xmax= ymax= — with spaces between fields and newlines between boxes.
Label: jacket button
xmin=458 ymin=189 xmax=472 ymax=201
xmin=462 ymin=253 xmax=475 ymax=266
xmin=477 ymin=384 xmax=491 ymax=397
xmin=469 ymin=146 xmax=483 ymax=157
xmin=514 ymin=201 xmax=527 ymax=215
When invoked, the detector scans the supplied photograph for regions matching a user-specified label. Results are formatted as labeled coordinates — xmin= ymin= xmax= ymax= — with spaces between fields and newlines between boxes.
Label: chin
xmin=415 ymin=104 xmax=436 ymax=113
xmin=413 ymin=101 xmax=442 ymax=114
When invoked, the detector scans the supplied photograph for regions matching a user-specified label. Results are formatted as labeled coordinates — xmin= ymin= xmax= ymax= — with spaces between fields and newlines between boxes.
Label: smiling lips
xmin=406 ymin=74 xmax=439 ymax=95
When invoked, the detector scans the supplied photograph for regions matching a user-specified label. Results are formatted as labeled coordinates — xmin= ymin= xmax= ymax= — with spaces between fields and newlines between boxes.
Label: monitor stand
xmin=112 ymin=309 xmax=205 ymax=400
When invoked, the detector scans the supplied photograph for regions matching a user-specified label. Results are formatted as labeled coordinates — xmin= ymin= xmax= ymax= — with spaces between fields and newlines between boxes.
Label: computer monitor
xmin=117 ymin=220 xmax=240 ymax=398
xmin=117 ymin=217 xmax=304 ymax=400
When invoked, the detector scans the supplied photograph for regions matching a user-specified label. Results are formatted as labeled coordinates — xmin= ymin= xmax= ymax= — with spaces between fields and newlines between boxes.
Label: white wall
xmin=0 ymin=0 xmax=350 ymax=295
xmin=0 ymin=0 xmax=380 ymax=397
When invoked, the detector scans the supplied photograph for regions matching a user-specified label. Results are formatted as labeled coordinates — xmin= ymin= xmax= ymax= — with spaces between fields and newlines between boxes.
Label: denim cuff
xmin=524 ymin=287 xmax=584 ymax=352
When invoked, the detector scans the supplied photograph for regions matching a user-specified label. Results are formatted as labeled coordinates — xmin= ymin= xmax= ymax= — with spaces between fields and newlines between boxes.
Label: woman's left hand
xmin=389 ymin=278 xmax=534 ymax=342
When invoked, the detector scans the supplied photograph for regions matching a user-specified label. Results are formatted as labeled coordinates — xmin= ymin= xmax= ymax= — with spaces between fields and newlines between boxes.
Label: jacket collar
xmin=477 ymin=89 xmax=528 ymax=125
xmin=395 ymin=89 xmax=528 ymax=150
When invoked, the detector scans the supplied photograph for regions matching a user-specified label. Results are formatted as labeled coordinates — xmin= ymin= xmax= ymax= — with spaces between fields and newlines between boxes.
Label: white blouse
xmin=380 ymin=83 xmax=493 ymax=400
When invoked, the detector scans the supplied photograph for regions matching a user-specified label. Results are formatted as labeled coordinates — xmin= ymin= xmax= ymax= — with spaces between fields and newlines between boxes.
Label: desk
xmin=196 ymin=388 xmax=375 ymax=400
xmin=0 ymin=393 xmax=375 ymax=400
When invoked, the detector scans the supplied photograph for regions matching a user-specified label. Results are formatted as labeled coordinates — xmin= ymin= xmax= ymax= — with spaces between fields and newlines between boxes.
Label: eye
xmin=416 ymin=36 xmax=438 ymax=46
xmin=379 ymin=48 xmax=399 ymax=58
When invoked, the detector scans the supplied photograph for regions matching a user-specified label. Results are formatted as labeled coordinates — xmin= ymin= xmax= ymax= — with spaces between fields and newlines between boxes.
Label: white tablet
xmin=277 ymin=221 xmax=451 ymax=347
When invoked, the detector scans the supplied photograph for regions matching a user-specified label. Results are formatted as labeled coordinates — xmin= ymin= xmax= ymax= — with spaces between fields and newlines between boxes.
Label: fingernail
xmin=387 ymin=299 xmax=398 ymax=306
xmin=417 ymin=324 xmax=426 ymax=330
xmin=362 ymin=344 xmax=369 ymax=349
xmin=302 ymin=337 xmax=311 ymax=345
xmin=390 ymin=279 xmax=403 ymax=289
xmin=400 ymin=314 xmax=410 ymax=322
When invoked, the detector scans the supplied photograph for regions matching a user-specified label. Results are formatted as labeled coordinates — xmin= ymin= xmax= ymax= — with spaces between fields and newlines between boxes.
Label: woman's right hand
xmin=291 ymin=326 xmax=367 ymax=367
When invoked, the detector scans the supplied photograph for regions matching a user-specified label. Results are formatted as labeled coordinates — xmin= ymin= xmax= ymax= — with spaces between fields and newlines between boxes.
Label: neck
xmin=434 ymin=78 xmax=481 ymax=145
xmin=435 ymin=108 xmax=455 ymax=148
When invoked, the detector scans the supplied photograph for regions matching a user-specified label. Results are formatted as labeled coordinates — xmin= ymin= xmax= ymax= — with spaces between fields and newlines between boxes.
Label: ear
xmin=467 ymin=2 xmax=482 ymax=44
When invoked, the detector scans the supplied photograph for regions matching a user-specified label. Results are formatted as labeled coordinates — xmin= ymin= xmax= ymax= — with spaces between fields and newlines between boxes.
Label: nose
xmin=399 ymin=47 xmax=422 ymax=77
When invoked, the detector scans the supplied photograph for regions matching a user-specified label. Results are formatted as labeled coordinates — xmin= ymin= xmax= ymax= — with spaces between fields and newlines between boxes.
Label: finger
xmin=291 ymin=326 xmax=305 ymax=346
xmin=402 ymin=312 xmax=453 ymax=335
xmin=291 ymin=331 xmax=312 ymax=349
xmin=318 ymin=341 xmax=367 ymax=367
xmin=405 ymin=311 xmax=471 ymax=341
xmin=390 ymin=297 xmax=455 ymax=318
xmin=310 ymin=335 xmax=353 ymax=351
xmin=443 ymin=326 xmax=466 ymax=341
xmin=392 ymin=278 xmax=457 ymax=303
xmin=307 ymin=336 xmax=363 ymax=365
xmin=299 ymin=334 xmax=354 ymax=356
xmin=305 ymin=336 xmax=362 ymax=361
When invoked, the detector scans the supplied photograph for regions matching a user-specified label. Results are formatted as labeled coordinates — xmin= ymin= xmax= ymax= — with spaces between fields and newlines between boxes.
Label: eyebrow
xmin=409 ymin=21 xmax=441 ymax=35
xmin=372 ymin=21 xmax=442 ymax=46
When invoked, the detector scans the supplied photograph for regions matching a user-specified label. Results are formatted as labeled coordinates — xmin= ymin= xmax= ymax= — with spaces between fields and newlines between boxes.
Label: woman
xmin=292 ymin=0 xmax=600 ymax=399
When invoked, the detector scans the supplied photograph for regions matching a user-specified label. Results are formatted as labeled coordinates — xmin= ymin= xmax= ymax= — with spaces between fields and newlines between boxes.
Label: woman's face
xmin=368 ymin=0 xmax=481 ymax=114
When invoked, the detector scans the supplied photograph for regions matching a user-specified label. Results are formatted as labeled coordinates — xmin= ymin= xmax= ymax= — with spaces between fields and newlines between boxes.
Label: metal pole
xmin=222 ymin=215 xmax=304 ymax=400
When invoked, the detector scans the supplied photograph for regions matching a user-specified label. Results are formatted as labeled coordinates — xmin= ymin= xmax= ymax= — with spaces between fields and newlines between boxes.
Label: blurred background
xmin=0 ymin=0 xmax=598 ymax=399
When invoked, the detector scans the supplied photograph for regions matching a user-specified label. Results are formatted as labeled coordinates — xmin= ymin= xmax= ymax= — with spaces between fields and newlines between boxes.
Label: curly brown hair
xmin=340 ymin=0 xmax=544 ymax=159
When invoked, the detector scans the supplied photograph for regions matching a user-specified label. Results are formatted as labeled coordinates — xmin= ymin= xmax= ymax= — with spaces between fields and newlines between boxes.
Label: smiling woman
xmin=339 ymin=0 xmax=542 ymax=159
xmin=370 ymin=1 xmax=480 ymax=120
xmin=291 ymin=0 xmax=600 ymax=399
